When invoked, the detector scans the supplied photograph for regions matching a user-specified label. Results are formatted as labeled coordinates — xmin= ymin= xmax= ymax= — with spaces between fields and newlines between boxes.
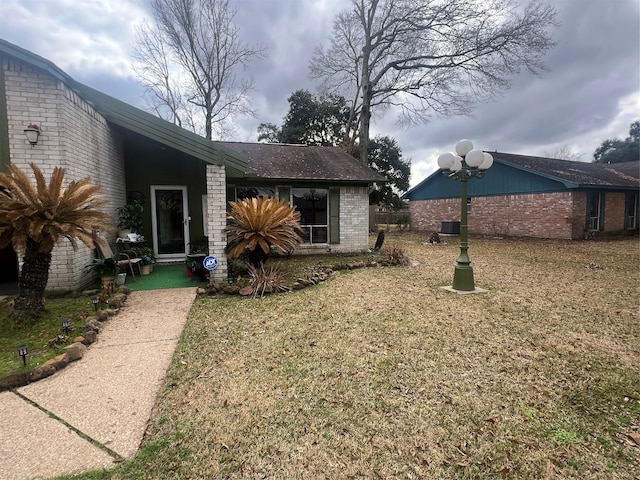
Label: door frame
xmin=150 ymin=185 xmax=190 ymax=260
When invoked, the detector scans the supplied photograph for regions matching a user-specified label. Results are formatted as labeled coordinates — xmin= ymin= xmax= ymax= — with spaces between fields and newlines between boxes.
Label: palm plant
xmin=225 ymin=196 xmax=304 ymax=267
xmin=0 ymin=163 xmax=111 ymax=318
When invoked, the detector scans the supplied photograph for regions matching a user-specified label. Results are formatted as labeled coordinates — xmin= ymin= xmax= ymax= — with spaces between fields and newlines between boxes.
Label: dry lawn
xmin=119 ymin=233 xmax=638 ymax=479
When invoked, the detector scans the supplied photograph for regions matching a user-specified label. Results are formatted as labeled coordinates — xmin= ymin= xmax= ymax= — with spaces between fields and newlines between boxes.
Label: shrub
xmin=226 ymin=196 xmax=304 ymax=267
xmin=246 ymin=263 xmax=290 ymax=297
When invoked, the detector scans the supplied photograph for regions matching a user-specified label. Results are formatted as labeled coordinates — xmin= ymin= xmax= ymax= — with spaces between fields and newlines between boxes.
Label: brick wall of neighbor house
xmin=571 ymin=191 xmax=587 ymax=239
xmin=603 ymin=192 xmax=626 ymax=232
xmin=410 ymin=192 xmax=579 ymax=239
xmin=3 ymin=58 xmax=125 ymax=291
xmin=206 ymin=164 xmax=228 ymax=282
xmin=334 ymin=185 xmax=370 ymax=252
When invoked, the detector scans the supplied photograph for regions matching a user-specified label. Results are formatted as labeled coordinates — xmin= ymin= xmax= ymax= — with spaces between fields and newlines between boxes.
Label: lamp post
xmin=437 ymin=139 xmax=493 ymax=292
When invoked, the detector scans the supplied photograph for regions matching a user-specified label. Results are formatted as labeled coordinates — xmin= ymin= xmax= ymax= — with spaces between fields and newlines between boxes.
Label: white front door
xmin=150 ymin=186 xmax=190 ymax=260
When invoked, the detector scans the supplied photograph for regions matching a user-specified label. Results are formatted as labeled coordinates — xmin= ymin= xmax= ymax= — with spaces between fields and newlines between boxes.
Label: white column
xmin=206 ymin=164 xmax=228 ymax=282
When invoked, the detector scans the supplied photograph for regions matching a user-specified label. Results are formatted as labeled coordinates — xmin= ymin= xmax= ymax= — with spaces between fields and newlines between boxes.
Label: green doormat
xmin=124 ymin=264 xmax=208 ymax=291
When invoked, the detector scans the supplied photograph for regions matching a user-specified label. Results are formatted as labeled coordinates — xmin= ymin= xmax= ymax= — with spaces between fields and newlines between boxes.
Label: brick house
xmin=0 ymin=39 xmax=383 ymax=291
xmin=404 ymin=152 xmax=639 ymax=239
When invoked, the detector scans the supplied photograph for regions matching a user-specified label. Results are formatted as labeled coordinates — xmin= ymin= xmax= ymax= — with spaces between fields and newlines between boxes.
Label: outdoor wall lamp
xmin=24 ymin=123 xmax=40 ymax=146
xmin=17 ymin=344 xmax=28 ymax=366
xmin=62 ymin=317 xmax=71 ymax=335
xmin=437 ymin=139 xmax=493 ymax=292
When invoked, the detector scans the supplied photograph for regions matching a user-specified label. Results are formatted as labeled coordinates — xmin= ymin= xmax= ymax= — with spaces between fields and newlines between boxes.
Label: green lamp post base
xmin=452 ymin=264 xmax=475 ymax=291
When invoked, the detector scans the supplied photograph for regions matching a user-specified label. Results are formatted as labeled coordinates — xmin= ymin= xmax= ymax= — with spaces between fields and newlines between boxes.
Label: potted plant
xmin=117 ymin=201 xmax=144 ymax=237
xmin=87 ymin=258 xmax=120 ymax=290
xmin=134 ymin=247 xmax=156 ymax=274
xmin=186 ymin=239 xmax=209 ymax=280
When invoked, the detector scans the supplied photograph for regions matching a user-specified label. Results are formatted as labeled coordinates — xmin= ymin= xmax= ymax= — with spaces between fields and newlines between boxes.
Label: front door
xmin=151 ymin=186 xmax=190 ymax=260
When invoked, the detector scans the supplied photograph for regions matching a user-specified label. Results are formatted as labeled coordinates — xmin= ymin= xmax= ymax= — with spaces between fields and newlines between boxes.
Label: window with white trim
xmin=293 ymin=188 xmax=328 ymax=243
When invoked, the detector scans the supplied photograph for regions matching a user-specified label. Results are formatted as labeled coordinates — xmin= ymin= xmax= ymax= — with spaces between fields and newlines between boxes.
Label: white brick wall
xmin=206 ymin=164 xmax=228 ymax=282
xmin=3 ymin=58 xmax=125 ymax=291
xmin=334 ymin=185 xmax=370 ymax=253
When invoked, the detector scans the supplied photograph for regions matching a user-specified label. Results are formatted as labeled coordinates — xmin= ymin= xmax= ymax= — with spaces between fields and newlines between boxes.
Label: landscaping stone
xmin=84 ymin=318 xmax=102 ymax=334
xmin=73 ymin=336 xmax=85 ymax=343
xmin=64 ymin=342 xmax=87 ymax=361
xmin=223 ymin=285 xmax=240 ymax=295
xmin=0 ymin=371 xmax=29 ymax=389
xmin=29 ymin=364 xmax=57 ymax=381
xmin=43 ymin=353 xmax=69 ymax=371
xmin=83 ymin=331 xmax=97 ymax=344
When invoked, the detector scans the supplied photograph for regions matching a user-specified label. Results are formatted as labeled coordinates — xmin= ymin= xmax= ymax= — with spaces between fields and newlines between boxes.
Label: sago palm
xmin=225 ymin=195 xmax=304 ymax=267
xmin=0 ymin=163 xmax=111 ymax=318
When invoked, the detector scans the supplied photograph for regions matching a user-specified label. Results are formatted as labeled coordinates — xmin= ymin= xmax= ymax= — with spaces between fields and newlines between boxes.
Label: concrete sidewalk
xmin=0 ymin=288 xmax=197 ymax=480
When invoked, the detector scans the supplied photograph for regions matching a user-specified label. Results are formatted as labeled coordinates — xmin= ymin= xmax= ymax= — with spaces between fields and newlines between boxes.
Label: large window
xmin=587 ymin=192 xmax=602 ymax=231
xmin=236 ymin=186 xmax=276 ymax=200
xmin=293 ymin=188 xmax=328 ymax=243
xmin=625 ymin=192 xmax=639 ymax=229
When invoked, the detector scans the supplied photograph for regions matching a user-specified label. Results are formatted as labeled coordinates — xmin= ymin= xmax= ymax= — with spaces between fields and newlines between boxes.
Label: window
xmin=587 ymin=192 xmax=602 ymax=231
xmin=293 ymin=188 xmax=328 ymax=243
xmin=625 ymin=192 xmax=639 ymax=229
xmin=236 ymin=186 xmax=275 ymax=200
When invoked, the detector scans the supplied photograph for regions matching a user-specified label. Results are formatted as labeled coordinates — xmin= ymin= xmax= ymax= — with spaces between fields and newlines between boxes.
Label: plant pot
xmin=115 ymin=273 xmax=127 ymax=286
xmin=140 ymin=264 xmax=153 ymax=275
xmin=100 ymin=276 xmax=115 ymax=294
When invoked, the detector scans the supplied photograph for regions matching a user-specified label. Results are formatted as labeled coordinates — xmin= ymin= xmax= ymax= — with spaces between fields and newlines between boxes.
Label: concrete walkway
xmin=0 ymin=288 xmax=197 ymax=480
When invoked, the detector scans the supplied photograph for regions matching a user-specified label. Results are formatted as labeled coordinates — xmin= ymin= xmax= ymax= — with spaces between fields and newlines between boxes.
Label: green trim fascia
xmin=71 ymin=82 xmax=248 ymax=173
xmin=0 ymin=38 xmax=249 ymax=175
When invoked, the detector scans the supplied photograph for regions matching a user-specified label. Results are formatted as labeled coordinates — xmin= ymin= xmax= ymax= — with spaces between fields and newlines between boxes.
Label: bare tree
xmin=133 ymin=0 xmax=265 ymax=139
xmin=543 ymin=145 xmax=584 ymax=161
xmin=310 ymin=0 xmax=558 ymax=163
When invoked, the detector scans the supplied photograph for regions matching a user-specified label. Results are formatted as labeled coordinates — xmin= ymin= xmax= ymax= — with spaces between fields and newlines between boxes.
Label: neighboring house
xmin=0 ymin=39 xmax=383 ymax=291
xmin=404 ymin=152 xmax=640 ymax=239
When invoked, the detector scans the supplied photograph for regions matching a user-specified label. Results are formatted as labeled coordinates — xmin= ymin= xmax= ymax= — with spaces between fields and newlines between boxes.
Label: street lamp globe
xmin=479 ymin=152 xmax=493 ymax=170
xmin=455 ymin=139 xmax=474 ymax=157
xmin=437 ymin=152 xmax=454 ymax=170
xmin=451 ymin=155 xmax=463 ymax=172
xmin=465 ymin=149 xmax=485 ymax=168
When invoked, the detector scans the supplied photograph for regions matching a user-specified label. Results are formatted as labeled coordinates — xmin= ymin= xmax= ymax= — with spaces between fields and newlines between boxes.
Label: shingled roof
xmin=218 ymin=142 xmax=387 ymax=183
xmin=494 ymin=152 xmax=639 ymax=188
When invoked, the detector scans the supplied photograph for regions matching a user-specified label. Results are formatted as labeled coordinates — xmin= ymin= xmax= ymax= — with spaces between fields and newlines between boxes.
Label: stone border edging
xmin=0 ymin=288 xmax=131 ymax=391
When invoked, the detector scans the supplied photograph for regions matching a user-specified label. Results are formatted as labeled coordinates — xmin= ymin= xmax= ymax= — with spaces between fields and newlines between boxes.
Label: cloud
xmin=1 ymin=0 xmax=148 ymax=79
xmin=1 ymin=0 xmax=637 ymax=188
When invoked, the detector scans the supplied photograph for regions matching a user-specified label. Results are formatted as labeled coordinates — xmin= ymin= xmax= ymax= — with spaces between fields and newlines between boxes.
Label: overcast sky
xmin=1 ymin=0 xmax=638 ymax=188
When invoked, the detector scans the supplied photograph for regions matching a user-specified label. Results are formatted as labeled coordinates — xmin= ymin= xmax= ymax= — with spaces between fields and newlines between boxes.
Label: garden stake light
xmin=17 ymin=344 xmax=28 ymax=366
xmin=92 ymin=296 xmax=99 ymax=312
xmin=62 ymin=317 xmax=71 ymax=335
xmin=437 ymin=139 xmax=493 ymax=292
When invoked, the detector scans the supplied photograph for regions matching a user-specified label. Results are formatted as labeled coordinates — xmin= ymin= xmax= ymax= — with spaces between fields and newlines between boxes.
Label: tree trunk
xmin=248 ymin=248 xmax=269 ymax=268
xmin=14 ymin=238 xmax=52 ymax=317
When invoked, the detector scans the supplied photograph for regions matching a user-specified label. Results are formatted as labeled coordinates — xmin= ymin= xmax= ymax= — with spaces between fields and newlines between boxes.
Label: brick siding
xmin=3 ymin=58 xmax=125 ymax=291
xmin=409 ymin=191 xmax=582 ymax=239
xmin=206 ymin=164 xmax=228 ymax=282
xmin=334 ymin=185 xmax=370 ymax=253
xmin=603 ymin=192 xmax=625 ymax=232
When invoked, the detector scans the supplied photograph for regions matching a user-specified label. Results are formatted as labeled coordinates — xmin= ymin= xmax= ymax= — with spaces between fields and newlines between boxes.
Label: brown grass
xmin=100 ymin=233 xmax=639 ymax=479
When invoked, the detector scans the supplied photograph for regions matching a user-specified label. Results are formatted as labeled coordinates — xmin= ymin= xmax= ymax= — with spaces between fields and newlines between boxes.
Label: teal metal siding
xmin=405 ymin=161 xmax=569 ymax=201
